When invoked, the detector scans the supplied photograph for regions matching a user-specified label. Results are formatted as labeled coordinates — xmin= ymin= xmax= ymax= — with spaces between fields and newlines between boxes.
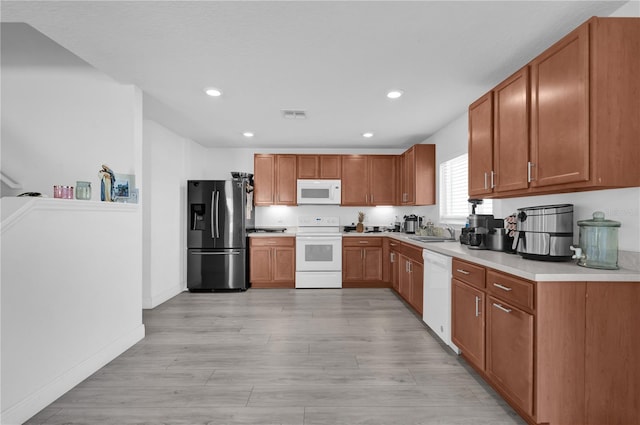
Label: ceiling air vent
xmin=281 ymin=110 xmax=307 ymax=120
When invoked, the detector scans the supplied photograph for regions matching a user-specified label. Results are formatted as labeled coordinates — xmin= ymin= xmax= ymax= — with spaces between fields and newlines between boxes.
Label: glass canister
xmin=571 ymin=211 xmax=620 ymax=270
xmin=75 ymin=181 xmax=92 ymax=200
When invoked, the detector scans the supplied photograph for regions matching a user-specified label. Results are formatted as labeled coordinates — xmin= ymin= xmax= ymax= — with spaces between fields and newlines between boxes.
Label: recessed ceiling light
xmin=386 ymin=90 xmax=404 ymax=99
xmin=243 ymin=132 xmax=254 ymax=138
xmin=204 ymin=87 xmax=222 ymax=97
xmin=362 ymin=132 xmax=374 ymax=138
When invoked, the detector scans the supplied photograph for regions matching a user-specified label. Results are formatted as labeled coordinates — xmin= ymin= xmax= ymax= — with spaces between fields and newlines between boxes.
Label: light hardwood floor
xmin=27 ymin=289 xmax=526 ymax=425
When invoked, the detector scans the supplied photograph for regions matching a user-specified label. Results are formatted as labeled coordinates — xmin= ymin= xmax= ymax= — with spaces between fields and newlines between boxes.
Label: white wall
xmin=1 ymin=199 xmax=144 ymax=425
xmin=610 ymin=0 xmax=640 ymax=17
xmin=0 ymin=24 xmax=139 ymax=198
xmin=142 ymin=120 xmax=212 ymax=308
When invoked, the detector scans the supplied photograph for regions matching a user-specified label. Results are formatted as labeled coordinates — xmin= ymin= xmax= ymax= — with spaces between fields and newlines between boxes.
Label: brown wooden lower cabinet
xmin=451 ymin=257 xmax=640 ymax=425
xmin=486 ymin=295 xmax=534 ymax=417
xmin=249 ymin=237 xmax=295 ymax=288
xmin=342 ymin=237 xmax=386 ymax=288
xmin=389 ymin=241 xmax=423 ymax=315
xmin=451 ymin=278 xmax=485 ymax=370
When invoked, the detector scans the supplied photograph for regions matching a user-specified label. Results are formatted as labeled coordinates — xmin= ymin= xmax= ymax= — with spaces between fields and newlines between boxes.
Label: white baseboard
xmin=143 ymin=283 xmax=184 ymax=309
xmin=2 ymin=324 xmax=145 ymax=425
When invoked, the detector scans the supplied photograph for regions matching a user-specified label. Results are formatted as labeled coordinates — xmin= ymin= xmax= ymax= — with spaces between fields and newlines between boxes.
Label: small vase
xmin=356 ymin=222 xmax=364 ymax=233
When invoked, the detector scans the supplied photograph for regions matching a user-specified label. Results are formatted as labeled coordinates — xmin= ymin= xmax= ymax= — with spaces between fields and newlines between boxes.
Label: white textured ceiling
xmin=0 ymin=1 xmax=631 ymax=149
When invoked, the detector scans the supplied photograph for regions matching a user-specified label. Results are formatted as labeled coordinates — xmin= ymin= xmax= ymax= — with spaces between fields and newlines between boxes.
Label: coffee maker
xmin=462 ymin=199 xmax=503 ymax=250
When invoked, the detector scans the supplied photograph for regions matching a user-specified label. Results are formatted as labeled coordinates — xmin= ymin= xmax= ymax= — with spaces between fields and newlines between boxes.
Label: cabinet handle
xmin=490 ymin=171 xmax=495 ymax=189
xmin=484 ymin=172 xmax=488 ymax=190
xmin=408 ymin=262 xmax=412 ymax=273
xmin=456 ymin=269 xmax=470 ymax=275
xmin=493 ymin=283 xmax=512 ymax=292
xmin=359 ymin=241 xmax=369 ymax=244
xmin=390 ymin=243 xmax=398 ymax=247
xmin=274 ymin=250 xmax=277 ymax=261
xmin=475 ymin=296 xmax=481 ymax=317
xmin=267 ymin=241 xmax=277 ymax=245
xmin=363 ymin=249 xmax=366 ymax=260
xmin=365 ymin=194 xmax=368 ymax=203
xmin=527 ymin=162 xmax=535 ymax=183
xmin=405 ymin=261 xmax=409 ymax=272
xmin=361 ymin=250 xmax=364 ymax=259
xmin=390 ymin=252 xmax=395 ymax=263
xmin=493 ymin=303 xmax=512 ymax=314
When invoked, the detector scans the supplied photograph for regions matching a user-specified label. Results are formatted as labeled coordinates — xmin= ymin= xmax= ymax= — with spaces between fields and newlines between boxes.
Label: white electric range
xmin=295 ymin=216 xmax=343 ymax=288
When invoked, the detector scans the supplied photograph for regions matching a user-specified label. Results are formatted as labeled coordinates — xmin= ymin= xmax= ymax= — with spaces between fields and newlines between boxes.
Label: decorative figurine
xmin=99 ymin=164 xmax=115 ymax=202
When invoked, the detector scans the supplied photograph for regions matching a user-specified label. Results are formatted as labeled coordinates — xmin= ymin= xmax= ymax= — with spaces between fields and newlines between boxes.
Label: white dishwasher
xmin=422 ymin=249 xmax=459 ymax=353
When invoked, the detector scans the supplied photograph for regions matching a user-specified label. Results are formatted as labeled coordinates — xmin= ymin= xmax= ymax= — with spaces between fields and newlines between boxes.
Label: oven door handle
xmin=296 ymin=236 xmax=342 ymax=242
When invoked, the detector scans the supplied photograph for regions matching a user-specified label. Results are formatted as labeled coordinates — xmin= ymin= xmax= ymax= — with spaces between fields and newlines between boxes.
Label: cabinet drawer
xmin=250 ymin=237 xmax=295 ymax=247
xmin=400 ymin=242 xmax=423 ymax=263
xmin=343 ymin=237 xmax=382 ymax=247
xmin=487 ymin=270 xmax=534 ymax=311
xmin=452 ymin=259 xmax=485 ymax=289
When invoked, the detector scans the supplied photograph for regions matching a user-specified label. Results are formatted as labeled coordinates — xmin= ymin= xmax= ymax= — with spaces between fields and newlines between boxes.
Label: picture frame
xmin=113 ymin=173 xmax=135 ymax=200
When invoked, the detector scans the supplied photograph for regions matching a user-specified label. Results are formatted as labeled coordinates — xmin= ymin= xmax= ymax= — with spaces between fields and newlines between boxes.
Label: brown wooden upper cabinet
xmin=341 ymin=155 xmax=396 ymax=206
xmin=400 ymin=144 xmax=436 ymax=205
xmin=297 ymin=155 xmax=341 ymax=179
xmin=468 ymin=17 xmax=640 ymax=198
xmin=469 ymin=67 xmax=530 ymax=197
xmin=468 ymin=92 xmax=495 ymax=197
xmin=253 ymin=154 xmax=297 ymax=206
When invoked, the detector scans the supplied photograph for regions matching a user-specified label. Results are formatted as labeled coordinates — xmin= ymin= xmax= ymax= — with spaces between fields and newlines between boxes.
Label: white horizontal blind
xmin=439 ymin=154 xmax=492 ymax=223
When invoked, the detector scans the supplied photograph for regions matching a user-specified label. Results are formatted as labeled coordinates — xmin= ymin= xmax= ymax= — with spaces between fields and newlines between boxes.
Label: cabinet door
xmin=254 ymin=154 xmax=275 ymax=205
xmin=319 ymin=155 xmax=341 ymax=179
xmin=494 ymin=67 xmax=530 ymax=193
xmin=341 ymin=156 xmax=368 ymax=205
xmin=410 ymin=261 xmax=424 ymax=315
xmin=249 ymin=246 xmax=272 ymax=282
xmin=297 ymin=155 xmax=319 ymax=179
xmin=413 ymin=144 xmax=436 ymax=206
xmin=369 ymin=156 xmax=396 ymax=205
xmin=486 ymin=296 xmax=534 ymax=416
xmin=402 ymin=148 xmax=416 ymax=204
xmin=275 ymin=155 xmax=297 ymax=205
xmin=362 ymin=247 xmax=383 ymax=281
xmin=468 ymin=92 xmax=494 ymax=196
xmin=273 ymin=247 xmax=295 ymax=282
xmin=530 ymin=23 xmax=589 ymax=188
xmin=389 ymin=251 xmax=399 ymax=291
xmin=585 ymin=282 xmax=640 ymax=425
xmin=342 ymin=247 xmax=364 ymax=281
xmin=452 ymin=278 xmax=485 ymax=370
xmin=398 ymin=255 xmax=411 ymax=301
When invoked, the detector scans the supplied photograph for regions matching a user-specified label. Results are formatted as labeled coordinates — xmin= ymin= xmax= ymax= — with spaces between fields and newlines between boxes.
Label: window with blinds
xmin=439 ymin=154 xmax=492 ymax=223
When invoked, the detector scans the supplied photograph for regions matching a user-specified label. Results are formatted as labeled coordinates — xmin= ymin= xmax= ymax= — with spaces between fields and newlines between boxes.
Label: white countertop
xmin=383 ymin=232 xmax=640 ymax=282
xmin=261 ymin=229 xmax=640 ymax=282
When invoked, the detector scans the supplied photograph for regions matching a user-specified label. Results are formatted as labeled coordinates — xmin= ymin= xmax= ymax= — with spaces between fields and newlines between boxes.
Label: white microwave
xmin=297 ymin=179 xmax=341 ymax=204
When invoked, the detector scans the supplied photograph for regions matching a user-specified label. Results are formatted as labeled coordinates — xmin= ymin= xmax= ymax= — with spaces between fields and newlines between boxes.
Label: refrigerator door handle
xmin=212 ymin=190 xmax=220 ymax=239
xmin=190 ymin=251 xmax=241 ymax=255
xmin=211 ymin=190 xmax=218 ymax=239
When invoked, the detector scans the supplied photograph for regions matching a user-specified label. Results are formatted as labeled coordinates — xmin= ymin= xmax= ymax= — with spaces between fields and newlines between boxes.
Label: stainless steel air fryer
xmin=512 ymin=204 xmax=574 ymax=261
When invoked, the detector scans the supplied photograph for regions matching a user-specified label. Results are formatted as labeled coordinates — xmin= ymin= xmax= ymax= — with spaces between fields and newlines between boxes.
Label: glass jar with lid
xmin=75 ymin=181 xmax=92 ymax=200
xmin=570 ymin=211 xmax=620 ymax=270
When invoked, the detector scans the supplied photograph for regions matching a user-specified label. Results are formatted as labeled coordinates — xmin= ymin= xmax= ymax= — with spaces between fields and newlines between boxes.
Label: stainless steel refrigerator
xmin=187 ymin=177 xmax=254 ymax=291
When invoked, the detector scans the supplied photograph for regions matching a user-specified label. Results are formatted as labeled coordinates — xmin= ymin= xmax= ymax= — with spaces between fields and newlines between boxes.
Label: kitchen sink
xmin=408 ymin=235 xmax=456 ymax=243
